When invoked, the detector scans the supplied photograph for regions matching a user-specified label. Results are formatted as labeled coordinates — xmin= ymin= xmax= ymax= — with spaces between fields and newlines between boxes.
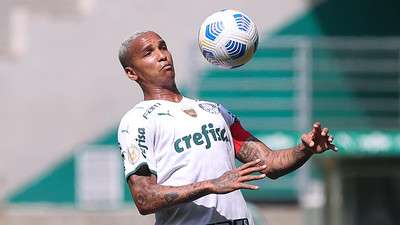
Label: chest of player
xmin=152 ymin=102 xmax=233 ymax=154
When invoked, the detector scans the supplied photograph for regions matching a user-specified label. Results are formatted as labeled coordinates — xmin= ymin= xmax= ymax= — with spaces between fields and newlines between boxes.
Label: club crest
xmin=182 ymin=109 xmax=197 ymax=117
xmin=198 ymin=103 xmax=219 ymax=114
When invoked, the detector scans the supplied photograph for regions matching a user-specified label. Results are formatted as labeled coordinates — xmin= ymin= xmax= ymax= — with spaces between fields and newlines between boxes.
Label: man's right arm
xmin=128 ymin=159 xmax=266 ymax=215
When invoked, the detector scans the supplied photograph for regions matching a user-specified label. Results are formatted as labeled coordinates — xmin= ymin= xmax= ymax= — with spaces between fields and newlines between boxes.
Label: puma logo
xmin=157 ymin=111 xmax=174 ymax=117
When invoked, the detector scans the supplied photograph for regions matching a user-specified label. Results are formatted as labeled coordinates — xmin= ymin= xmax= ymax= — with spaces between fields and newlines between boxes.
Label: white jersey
xmin=118 ymin=96 xmax=254 ymax=225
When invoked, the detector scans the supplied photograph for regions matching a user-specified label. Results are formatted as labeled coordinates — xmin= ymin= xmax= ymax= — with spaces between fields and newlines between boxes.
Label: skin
xmin=124 ymin=31 xmax=181 ymax=102
xmin=236 ymin=122 xmax=336 ymax=179
xmin=122 ymin=31 xmax=336 ymax=215
xmin=129 ymin=160 xmax=266 ymax=215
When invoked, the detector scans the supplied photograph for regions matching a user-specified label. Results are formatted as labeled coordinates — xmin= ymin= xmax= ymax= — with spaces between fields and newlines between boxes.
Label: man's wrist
xmin=204 ymin=179 xmax=216 ymax=194
xmin=296 ymin=142 xmax=314 ymax=156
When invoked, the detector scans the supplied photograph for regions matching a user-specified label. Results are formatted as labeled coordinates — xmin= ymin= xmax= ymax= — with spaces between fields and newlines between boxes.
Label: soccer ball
xmin=198 ymin=9 xmax=259 ymax=68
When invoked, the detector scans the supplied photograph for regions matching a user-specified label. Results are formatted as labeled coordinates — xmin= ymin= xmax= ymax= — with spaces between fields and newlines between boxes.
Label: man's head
xmin=118 ymin=31 xmax=176 ymax=90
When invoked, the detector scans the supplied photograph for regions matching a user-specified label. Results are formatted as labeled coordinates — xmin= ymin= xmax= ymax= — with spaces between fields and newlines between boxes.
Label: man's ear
xmin=124 ymin=67 xmax=138 ymax=81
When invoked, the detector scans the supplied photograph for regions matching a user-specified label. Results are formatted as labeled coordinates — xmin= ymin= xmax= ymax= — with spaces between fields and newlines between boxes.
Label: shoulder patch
xmin=127 ymin=143 xmax=139 ymax=164
xmin=198 ymin=102 xmax=219 ymax=114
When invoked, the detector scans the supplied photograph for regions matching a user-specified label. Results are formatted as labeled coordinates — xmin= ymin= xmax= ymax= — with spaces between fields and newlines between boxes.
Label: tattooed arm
xmin=235 ymin=122 xmax=337 ymax=179
xmin=128 ymin=159 xmax=266 ymax=215
xmin=236 ymin=137 xmax=312 ymax=179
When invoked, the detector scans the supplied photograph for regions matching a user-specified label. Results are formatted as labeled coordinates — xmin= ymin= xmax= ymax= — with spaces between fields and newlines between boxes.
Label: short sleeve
xmin=118 ymin=111 xmax=157 ymax=180
xmin=218 ymin=104 xmax=253 ymax=155
xmin=218 ymin=104 xmax=238 ymax=126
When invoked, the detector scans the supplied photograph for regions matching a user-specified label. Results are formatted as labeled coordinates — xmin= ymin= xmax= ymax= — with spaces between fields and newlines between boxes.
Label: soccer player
xmin=117 ymin=31 xmax=336 ymax=225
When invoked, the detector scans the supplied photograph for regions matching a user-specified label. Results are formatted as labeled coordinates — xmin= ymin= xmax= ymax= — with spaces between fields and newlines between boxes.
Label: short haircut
xmin=118 ymin=31 xmax=148 ymax=69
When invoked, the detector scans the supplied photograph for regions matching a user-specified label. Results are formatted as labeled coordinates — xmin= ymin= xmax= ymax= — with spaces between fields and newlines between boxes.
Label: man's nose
xmin=156 ymin=49 xmax=167 ymax=61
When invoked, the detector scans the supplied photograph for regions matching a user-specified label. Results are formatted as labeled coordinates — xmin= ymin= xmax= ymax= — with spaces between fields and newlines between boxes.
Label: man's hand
xmin=301 ymin=122 xmax=337 ymax=153
xmin=210 ymin=159 xmax=266 ymax=194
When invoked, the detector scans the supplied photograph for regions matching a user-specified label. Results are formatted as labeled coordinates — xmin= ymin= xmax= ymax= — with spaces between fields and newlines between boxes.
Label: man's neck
xmin=143 ymin=87 xmax=182 ymax=103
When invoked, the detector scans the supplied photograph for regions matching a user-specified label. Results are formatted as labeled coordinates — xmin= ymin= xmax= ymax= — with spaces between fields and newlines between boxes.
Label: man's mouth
xmin=161 ymin=63 xmax=172 ymax=71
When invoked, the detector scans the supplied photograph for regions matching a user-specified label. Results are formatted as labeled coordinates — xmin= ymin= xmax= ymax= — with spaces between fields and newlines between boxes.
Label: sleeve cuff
xmin=125 ymin=162 xmax=157 ymax=181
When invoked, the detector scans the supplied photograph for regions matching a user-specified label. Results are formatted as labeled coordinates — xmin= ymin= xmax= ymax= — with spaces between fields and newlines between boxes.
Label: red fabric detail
xmin=230 ymin=121 xmax=252 ymax=155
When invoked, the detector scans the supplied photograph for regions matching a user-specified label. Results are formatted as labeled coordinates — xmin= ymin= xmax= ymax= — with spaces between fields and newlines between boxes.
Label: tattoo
xmin=187 ymin=182 xmax=203 ymax=200
xmin=129 ymin=174 xmax=211 ymax=214
xmin=221 ymin=172 xmax=239 ymax=184
xmin=237 ymin=136 xmax=312 ymax=179
xmin=237 ymin=136 xmax=268 ymax=169
xmin=136 ymin=192 xmax=146 ymax=206
xmin=211 ymin=171 xmax=239 ymax=190
xmin=165 ymin=192 xmax=179 ymax=204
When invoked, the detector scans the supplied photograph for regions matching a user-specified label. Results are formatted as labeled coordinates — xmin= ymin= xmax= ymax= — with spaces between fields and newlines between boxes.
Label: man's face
xmin=128 ymin=32 xmax=175 ymax=87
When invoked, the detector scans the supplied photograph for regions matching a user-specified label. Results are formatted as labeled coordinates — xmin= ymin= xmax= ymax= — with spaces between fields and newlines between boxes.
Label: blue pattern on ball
xmin=225 ymin=40 xmax=246 ymax=59
xmin=233 ymin=13 xmax=251 ymax=32
xmin=202 ymin=49 xmax=221 ymax=65
xmin=202 ymin=49 xmax=216 ymax=59
xmin=205 ymin=21 xmax=224 ymax=41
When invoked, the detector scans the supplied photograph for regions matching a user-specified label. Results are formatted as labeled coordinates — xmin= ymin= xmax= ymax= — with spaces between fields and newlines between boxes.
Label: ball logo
xmin=198 ymin=103 xmax=219 ymax=114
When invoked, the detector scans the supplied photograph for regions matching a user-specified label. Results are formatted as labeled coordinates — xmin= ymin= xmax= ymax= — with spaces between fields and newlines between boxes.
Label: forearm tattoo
xmin=237 ymin=136 xmax=312 ymax=179
xmin=129 ymin=175 xmax=210 ymax=214
xmin=165 ymin=192 xmax=179 ymax=204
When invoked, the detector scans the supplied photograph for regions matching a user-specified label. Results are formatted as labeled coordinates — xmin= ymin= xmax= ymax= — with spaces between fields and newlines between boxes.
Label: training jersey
xmin=118 ymin=96 xmax=254 ymax=225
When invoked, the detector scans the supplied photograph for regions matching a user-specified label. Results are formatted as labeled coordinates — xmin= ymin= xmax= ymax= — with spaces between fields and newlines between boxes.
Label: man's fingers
xmin=312 ymin=122 xmax=321 ymax=134
xmin=328 ymin=135 xmax=334 ymax=142
xmin=238 ymin=159 xmax=261 ymax=170
xmin=239 ymin=164 xmax=266 ymax=175
xmin=238 ymin=183 xmax=259 ymax=190
xmin=301 ymin=133 xmax=315 ymax=148
xmin=239 ymin=174 xmax=266 ymax=182
xmin=321 ymin=128 xmax=329 ymax=136
xmin=313 ymin=122 xmax=321 ymax=127
xmin=329 ymin=144 xmax=338 ymax=152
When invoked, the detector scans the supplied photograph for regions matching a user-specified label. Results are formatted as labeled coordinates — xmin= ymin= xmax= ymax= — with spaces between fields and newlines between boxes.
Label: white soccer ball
xmin=198 ymin=9 xmax=259 ymax=68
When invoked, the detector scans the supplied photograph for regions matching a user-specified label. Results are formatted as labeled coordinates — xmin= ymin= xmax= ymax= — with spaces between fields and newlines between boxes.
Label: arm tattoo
xmin=211 ymin=171 xmax=239 ymax=190
xmin=136 ymin=192 xmax=146 ymax=206
xmin=129 ymin=172 xmax=212 ymax=214
xmin=237 ymin=136 xmax=312 ymax=179
xmin=165 ymin=192 xmax=179 ymax=204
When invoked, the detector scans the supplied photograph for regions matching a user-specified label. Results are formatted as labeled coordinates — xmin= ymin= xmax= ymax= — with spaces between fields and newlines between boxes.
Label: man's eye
xmin=144 ymin=51 xmax=151 ymax=56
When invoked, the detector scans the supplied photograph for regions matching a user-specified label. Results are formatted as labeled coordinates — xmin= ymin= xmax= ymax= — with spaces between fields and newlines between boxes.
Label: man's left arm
xmin=233 ymin=121 xmax=337 ymax=179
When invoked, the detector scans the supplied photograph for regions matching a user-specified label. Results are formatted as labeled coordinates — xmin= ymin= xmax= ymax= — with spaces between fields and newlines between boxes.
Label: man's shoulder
xmin=196 ymin=98 xmax=226 ymax=113
xmin=196 ymin=98 xmax=236 ymax=122
xmin=195 ymin=98 xmax=218 ymax=105
xmin=196 ymin=99 xmax=221 ymax=108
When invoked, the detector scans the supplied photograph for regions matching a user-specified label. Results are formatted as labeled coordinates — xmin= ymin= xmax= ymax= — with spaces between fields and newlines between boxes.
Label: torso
xmin=118 ymin=97 xmax=254 ymax=225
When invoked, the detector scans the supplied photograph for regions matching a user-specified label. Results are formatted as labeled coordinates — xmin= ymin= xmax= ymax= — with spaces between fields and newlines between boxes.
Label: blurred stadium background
xmin=1 ymin=0 xmax=400 ymax=225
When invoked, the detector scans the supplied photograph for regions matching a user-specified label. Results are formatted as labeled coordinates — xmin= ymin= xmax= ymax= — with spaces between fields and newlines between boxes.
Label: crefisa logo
xmin=174 ymin=123 xmax=230 ymax=153
xmin=136 ymin=128 xmax=148 ymax=158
